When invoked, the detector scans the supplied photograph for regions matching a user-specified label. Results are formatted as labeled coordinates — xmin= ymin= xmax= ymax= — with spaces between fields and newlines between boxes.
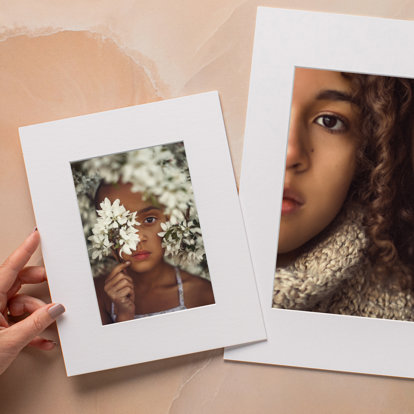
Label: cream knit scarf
xmin=273 ymin=205 xmax=414 ymax=320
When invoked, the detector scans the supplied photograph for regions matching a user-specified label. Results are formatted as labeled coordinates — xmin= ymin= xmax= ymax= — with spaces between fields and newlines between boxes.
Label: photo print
xmin=273 ymin=67 xmax=414 ymax=321
xmin=71 ymin=142 xmax=215 ymax=325
xmin=224 ymin=8 xmax=414 ymax=378
xmin=20 ymin=92 xmax=266 ymax=375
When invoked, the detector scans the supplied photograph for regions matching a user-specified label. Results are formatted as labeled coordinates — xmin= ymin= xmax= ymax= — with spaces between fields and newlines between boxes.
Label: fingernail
xmin=33 ymin=226 xmax=38 ymax=233
xmin=45 ymin=339 xmax=58 ymax=346
xmin=48 ymin=304 xmax=65 ymax=319
xmin=126 ymin=261 xmax=131 ymax=265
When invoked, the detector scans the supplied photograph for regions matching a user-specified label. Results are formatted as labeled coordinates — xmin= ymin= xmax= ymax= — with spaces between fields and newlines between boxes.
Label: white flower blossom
xmin=88 ymin=198 xmax=140 ymax=260
xmin=157 ymin=218 xmax=206 ymax=270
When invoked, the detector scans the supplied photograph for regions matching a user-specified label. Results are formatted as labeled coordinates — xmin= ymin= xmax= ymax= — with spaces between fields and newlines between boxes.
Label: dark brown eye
xmin=322 ymin=116 xmax=336 ymax=128
xmin=144 ymin=217 xmax=157 ymax=224
xmin=314 ymin=114 xmax=347 ymax=133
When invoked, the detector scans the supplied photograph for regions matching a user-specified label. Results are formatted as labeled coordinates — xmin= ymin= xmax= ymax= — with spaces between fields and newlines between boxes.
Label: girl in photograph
xmin=93 ymin=183 xmax=214 ymax=324
xmin=72 ymin=144 xmax=215 ymax=325
xmin=273 ymin=68 xmax=414 ymax=320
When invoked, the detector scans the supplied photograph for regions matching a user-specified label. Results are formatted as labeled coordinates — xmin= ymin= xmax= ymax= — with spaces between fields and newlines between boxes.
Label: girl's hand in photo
xmin=0 ymin=229 xmax=65 ymax=375
xmin=104 ymin=262 xmax=135 ymax=322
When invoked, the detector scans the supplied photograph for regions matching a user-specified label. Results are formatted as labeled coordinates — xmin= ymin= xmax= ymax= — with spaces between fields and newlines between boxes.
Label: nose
xmin=137 ymin=227 xmax=148 ymax=247
xmin=285 ymin=111 xmax=310 ymax=172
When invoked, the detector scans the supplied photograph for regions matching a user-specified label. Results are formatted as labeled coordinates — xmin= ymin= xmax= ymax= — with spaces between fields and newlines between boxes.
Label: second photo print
xmin=273 ymin=67 xmax=414 ymax=321
xmin=225 ymin=8 xmax=414 ymax=379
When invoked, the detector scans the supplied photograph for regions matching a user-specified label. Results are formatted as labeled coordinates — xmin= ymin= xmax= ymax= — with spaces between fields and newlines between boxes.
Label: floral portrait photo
xmin=20 ymin=92 xmax=265 ymax=374
xmin=71 ymin=142 xmax=215 ymax=325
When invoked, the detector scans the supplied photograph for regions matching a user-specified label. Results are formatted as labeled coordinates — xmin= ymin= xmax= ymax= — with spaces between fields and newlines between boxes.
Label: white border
xmin=224 ymin=8 xmax=414 ymax=378
xmin=19 ymin=91 xmax=266 ymax=376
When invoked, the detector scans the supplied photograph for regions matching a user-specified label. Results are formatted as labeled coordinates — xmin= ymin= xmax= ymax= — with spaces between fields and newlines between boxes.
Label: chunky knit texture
xmin=273 ymin=205 xmax=414 ymax=320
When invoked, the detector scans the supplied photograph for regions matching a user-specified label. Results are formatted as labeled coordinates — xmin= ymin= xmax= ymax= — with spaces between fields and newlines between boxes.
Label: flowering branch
xmin=88 ymin=198 xmax=140 ymax=260
xmin=158 ymin=219 xmax=205 ymax=268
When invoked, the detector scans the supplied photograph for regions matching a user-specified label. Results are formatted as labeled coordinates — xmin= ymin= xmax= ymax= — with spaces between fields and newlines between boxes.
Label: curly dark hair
xmin=344 ymin=73 xmax=414 ymax=273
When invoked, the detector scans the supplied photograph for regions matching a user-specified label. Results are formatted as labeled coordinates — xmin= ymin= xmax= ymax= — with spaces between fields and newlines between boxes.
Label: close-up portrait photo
xmin=228 ymin=8 xmax=414 ymax=379
xmin=273 ymin=67 xmax=414 ymax=321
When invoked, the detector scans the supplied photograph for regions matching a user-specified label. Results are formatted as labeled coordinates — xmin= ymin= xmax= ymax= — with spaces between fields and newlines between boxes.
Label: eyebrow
xmin=316 ymin=89 xmax=354 ymax=103
xmin=137 ymin=206 xmax=161 ymax=215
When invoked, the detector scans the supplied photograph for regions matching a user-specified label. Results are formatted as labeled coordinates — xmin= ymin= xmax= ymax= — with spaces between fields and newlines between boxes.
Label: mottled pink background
xmin=1 ymin=1 xmax=414 ymax=412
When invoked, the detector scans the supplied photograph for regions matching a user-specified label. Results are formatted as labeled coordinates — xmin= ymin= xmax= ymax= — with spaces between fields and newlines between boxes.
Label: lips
xmin=281 ymin=188 xmax=304 ymax=215
xmin=132 ymin=250 xmax=151 ymax=261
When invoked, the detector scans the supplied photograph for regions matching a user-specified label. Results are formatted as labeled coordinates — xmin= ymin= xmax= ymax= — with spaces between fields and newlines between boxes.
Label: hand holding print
xmin=0 ymin=229 xmax=65 ymax=374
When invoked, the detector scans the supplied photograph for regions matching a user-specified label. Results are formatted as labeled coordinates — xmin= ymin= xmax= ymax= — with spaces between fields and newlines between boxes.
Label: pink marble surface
xmin=1 ymin=1 xmax=414 ymax=412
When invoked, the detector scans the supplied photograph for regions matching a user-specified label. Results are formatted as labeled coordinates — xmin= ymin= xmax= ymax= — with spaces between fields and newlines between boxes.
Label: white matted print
xmin=71 ymin=142 xmax=215 ymax=325
xmin=224 ymin=8 xmax=414 ymax=378
xmin=19 ymin=92 xmax=266 ymax=376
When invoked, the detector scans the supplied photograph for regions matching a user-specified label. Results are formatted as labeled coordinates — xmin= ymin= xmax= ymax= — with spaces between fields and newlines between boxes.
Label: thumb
xmin=6 ymin=303 xmax=65 ymax=350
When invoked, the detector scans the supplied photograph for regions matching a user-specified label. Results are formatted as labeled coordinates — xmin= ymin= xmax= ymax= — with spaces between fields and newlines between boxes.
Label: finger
xmin=115 ymin=286 xmax=134 ymax=299
xmin=5 ymin=303 xmax=65 ymax=350
xmin=106 ymin=284 xmax=134 ymax=302
xmin=107 ymin=262 xmax=131 ymax=282
xmin=17 ymin=266 xmax=46 ymax=284
xmin=106 ymin=261 xmax=131 ymax=282
xmin=105 ymin=272 xmax=133 ymax=291
xmin=6 ymin=266 xmax=46 ymax=301
xmin=111 ymin=279 xmax=134 ymax=293
xmin=28 ymin=336 xmax=57 ymax=351
xmin=106 ymin=270 xmax=133 ymax=284
xmin=105 ymin=275 xmax=133 ymax=292
xmin=0 ymin=230 xmax=40 ymax=295
xmin=8 ymin=294 xmax=46 ymax=317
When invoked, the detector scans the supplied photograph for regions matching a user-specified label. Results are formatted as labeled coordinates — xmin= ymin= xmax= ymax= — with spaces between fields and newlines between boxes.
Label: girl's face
xmin=97 ymin=182 xmax=166 ymax=273
xmin=278 ymin=68 xmax=359 ymax=260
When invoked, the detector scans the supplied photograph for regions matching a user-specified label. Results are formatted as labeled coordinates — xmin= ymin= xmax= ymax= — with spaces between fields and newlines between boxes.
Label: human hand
xmin=0 ymin=229 xmax=65 ymax=375
xmin=104 ymin=261 xmax=135 ymax=322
